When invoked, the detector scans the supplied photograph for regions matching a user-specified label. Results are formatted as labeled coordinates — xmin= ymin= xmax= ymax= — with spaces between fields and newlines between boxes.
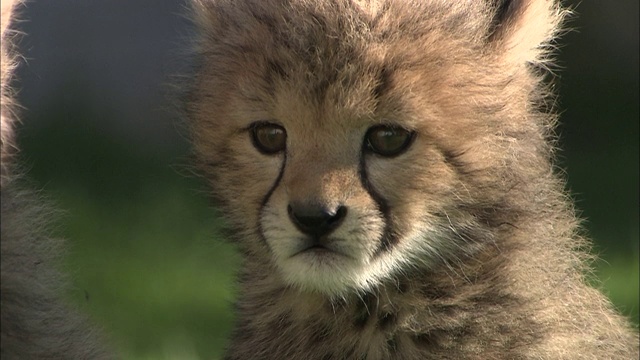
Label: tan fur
xmin=1 ymin=1 xmax=111 ymax=358
xmin=1 ymin=0 xmax=19 ymax=186
xmin=187 ymin=0 xmax=639 ymax=359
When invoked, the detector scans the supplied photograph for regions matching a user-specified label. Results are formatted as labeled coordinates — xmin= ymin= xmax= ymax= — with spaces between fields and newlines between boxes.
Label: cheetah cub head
xmin=188 ymin=0 xmax=563 ymax=298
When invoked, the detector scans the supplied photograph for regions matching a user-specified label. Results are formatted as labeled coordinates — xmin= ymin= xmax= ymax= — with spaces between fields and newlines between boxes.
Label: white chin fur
xmin=268 ymin=221 xmax=449 ymax=298
xmin=275 ymin=249 xmax=396 ymax=298
xmin=260 ymin=197 xmax=445 ymax=297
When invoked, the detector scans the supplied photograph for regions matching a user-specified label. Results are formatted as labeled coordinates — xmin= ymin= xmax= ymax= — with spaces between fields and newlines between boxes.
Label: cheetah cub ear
xmin=487 ymin=0 xmax=568 ymax=67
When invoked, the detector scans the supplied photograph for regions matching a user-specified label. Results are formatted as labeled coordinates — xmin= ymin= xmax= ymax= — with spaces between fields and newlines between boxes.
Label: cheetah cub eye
xmin=365 ymin=125 xmax=416 ymax=157
xmin=250 ymin=122 xmax=287 ymax=154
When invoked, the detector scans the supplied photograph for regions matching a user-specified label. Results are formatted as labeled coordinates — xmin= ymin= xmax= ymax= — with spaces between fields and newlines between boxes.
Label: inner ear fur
xmin=487 ymin=0 xmax=568 ymax=67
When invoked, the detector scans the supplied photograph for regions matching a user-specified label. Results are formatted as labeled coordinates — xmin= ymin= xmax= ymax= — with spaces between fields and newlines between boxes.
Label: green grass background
xmin=16 ymin=115 xmax=638 ymax=360
xmin=19 ymin=119 xmax=235 ymax=359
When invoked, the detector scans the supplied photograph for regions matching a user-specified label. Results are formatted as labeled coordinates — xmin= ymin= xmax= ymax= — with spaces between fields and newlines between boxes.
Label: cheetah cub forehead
xmin=188 ymin=0 xmax=557 ymax=298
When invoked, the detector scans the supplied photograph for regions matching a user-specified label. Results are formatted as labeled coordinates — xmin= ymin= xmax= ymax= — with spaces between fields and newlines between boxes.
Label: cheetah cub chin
xmin=187 ymin=0 xmax=639 ymax=359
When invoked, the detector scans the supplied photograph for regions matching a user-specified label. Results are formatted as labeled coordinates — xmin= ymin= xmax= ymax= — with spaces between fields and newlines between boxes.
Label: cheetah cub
xmin=1 ymin=0 xmax=111 ymax=358
xmin=187 ymin=0 xmax=639 ymax=359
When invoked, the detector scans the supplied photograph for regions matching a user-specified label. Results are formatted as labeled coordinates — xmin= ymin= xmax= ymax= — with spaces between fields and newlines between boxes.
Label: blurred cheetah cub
xmin=187 ymin=0 xmax=639 ymax=359
xmin=1 ymin=0 xmax=110 ymax=358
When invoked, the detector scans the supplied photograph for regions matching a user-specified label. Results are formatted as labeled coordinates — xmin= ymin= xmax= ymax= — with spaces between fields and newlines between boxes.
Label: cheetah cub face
xmin=243 ymin=105 xmax=454 ymax=298
xmin=254 ymin=119 xmax=427 ymax=297
xmin=190 ymin=1 xmax=502 ymax=298
xmin=192 ymin=79 xmax=467 ymax=298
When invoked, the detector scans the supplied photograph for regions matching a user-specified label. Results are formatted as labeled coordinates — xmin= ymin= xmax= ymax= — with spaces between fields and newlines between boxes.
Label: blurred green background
xmin=10 ymin=1 xmax=638 ymax=359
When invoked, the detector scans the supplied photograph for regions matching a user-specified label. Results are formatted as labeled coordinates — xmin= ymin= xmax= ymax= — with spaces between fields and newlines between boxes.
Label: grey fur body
xmin=1 ymin=1 xmax=110 ymax=358
xmin=1 ymin=182 xmax=110 ymax=359
xmin=187 ymin=0 xmax=640 ymax=359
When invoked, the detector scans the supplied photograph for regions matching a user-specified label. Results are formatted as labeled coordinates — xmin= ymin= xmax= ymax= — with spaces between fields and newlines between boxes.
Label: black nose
xmin=287 ymin=203 xmax=347 ymax=237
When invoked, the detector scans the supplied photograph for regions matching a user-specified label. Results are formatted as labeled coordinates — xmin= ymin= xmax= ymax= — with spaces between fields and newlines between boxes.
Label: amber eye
xmin=365 ymin=125 xmax=415 ymax=157
xmin=250 ymin=122 xmax=287 ymax=154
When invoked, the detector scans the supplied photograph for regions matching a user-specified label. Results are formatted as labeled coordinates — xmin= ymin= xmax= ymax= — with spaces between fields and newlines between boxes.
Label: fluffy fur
xmin=1 ymin=1 xmax=111 ymax=358
xmin=187 ymin=0 xmax=640 ymax=359
xmin=1 ymin=0 xmax=19 ymax=185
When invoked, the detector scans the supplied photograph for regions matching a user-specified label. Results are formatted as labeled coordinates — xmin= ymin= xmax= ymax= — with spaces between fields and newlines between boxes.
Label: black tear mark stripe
xmin=257 ymin=151 xmax=287 ymax=244
xmin=358 ymin=148 xmax=398 ymax=256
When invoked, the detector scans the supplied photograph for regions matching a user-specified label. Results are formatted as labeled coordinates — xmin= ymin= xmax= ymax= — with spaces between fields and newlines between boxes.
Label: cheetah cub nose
xmin=287 ymin=202 xmax=347 ymax=238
